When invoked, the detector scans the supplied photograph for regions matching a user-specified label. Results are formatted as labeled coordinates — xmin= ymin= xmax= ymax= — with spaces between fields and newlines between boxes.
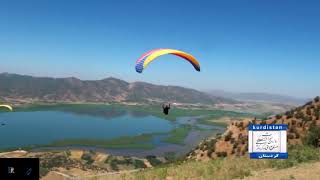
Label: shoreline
xmin=0 ymin=103 xmax=244 ymax=158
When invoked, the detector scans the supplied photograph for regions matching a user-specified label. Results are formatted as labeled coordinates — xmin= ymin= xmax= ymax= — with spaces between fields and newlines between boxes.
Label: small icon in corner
xmin=8 ymin=167 xmax=15 ymax=174
xmin=25 ymin=168 xmax=32 ymax=176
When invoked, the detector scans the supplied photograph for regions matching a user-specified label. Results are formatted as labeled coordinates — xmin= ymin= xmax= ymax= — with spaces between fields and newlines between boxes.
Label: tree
xmin=225 ymin=131 xmax=233 ymax=141
xmin=260 ymin=120 xmax=267 ymax=125
xmin=288 ymin=134 xmax=295 ymax=139
xmin=303 ymin=116 xmax=312 ymax=122
xmin=304 ymin=126 xmax=320 ymax=148
xmin=216 ymin=151 xmax=227 ymax=157
xmin=295 ymin=111 xmax=304 ymax=119
xmin=306 ymin=107 xmax=312 ymax=116
xmin=252 ymin=118 xmax=257 ymax=124
xmin=316 ymin=112 xmax=320 ymax=120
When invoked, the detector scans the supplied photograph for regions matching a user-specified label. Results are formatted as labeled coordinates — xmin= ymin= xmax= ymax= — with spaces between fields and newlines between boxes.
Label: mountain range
xmin=207 ymin=90 xmax=307 ymax=105
xmin=0 ymin=73 xmax=233 ymax=105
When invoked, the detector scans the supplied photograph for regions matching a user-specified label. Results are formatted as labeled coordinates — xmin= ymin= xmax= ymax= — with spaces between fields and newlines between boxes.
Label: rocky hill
xmin=0 ymin=73 xmax=233 ymax=105
xmin=187 ymin=96 xmax=320 ymax=161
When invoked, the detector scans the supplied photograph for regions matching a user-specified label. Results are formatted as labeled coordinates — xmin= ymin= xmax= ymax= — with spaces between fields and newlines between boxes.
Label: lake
xmin=0 ymin=105 xmax=225 ymax=157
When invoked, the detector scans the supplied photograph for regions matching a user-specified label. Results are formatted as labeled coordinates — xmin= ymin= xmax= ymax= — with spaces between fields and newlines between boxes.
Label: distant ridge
xmin=0 ymin=73 xmax=234 ymax=105
xmin=207 ymin=90 xmax=307 ymax=105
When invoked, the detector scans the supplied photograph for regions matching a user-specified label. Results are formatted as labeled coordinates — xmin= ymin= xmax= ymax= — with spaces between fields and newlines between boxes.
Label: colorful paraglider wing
xmin=0 ymin=105 xmax=13 ymax=111
xmin=135 ymin=48 xmax=164 ymax=73
xmin=136 ymin=48 xmax=164 ymax=64
xmin=135 ymin=49 xmax=200 ymax=73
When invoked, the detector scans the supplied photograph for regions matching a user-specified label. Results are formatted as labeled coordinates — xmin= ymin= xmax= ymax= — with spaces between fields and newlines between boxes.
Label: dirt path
xmin=242 ymin=161 xmax=320 ymax=180
xmin=41 ymin=171 xmax=75 ymax=180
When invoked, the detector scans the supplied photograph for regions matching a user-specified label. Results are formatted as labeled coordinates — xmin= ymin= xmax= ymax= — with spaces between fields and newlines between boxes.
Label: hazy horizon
xmin=0 ymin=71 xmax=311 ymax=100
xmin=1 ymin=0 xmax=319 ymax=98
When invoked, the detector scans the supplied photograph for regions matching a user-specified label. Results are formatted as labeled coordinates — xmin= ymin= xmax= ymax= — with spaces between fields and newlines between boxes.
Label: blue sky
xmin=0 ymin=0 xmax=319 ymax=98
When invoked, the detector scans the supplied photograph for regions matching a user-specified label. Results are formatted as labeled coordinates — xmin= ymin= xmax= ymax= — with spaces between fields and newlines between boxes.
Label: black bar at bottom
xmin=0 ymin=158 xmax=39 ymax=180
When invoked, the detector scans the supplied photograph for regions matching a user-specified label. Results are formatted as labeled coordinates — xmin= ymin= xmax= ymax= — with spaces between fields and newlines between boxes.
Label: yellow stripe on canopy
xmin=0 ymin=105 xmax=13 ymax=111
xmin=143 ymin=49 xmax=200 ymax=70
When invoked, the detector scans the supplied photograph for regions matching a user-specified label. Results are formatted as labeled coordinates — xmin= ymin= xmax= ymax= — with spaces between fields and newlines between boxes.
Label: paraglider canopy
xmin=135 ymin=49 xmax=200 ymax=73
xmin=0 ymin=105 xmax=13 ymax=111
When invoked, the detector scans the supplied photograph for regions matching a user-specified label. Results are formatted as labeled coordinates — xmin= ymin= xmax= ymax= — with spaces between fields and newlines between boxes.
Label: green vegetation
xmin=81 ymin=153 xmax=94 ymax=164
xmin=133 ymin=159 xmax=147 ymax=169
xmin=269 ymin=145 xmax=320 ymax=169
xmin=110 ymin=160 xmax=119 ymax=171
xmin=163 ymin=152 xmax=176 ymax=162
xmin=124 ymin=145 xmax=320 ymax=180
xmin=224 ymin=131 xmax=233 ymax=141
xmin=196 ymin=111 xmax=257 ymax=127
xmin=162 ymin=125 xmax=192 ymax=145
xmin=146 ymin=156 xmax=163 ymax=166
xmin=303 ymin=125 xmax=320 ymax=148
xmin=40 ymin=154 xmax=74 ymax=177
xmin=105 ymin=155 xmax=147 ymax=170
xmin=44 ymin=134 xmax=155 ymax=149
xmin=197 ymin=117 xmax=229 ymax=126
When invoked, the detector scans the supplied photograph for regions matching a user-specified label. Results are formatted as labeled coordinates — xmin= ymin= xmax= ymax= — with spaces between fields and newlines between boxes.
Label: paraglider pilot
xmin=162 ymin=104 xmax=171 ymax=115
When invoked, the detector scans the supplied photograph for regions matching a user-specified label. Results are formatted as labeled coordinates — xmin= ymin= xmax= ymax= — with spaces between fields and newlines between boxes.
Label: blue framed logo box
xmin=248 ymin=124 xmax=288 ymax=159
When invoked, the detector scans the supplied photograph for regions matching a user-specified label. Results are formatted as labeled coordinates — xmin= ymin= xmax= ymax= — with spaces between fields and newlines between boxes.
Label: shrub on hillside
xmin=81 ymin=153 xmax=94 ymax=165
xmin=216 ymin=151 xmax=227 ymax=158
xmin=304 ymin=126 xmax=320 ymax=147
xmin=302 ymin=116 xmax=312 ymax=122
xmin=205 ymin=139 xmax=217 ymax=150
xmin=306 ymin=108 xmax=312 ymax=116
xmin=231 ymin=149 xmax=235 ymax=154
xmin=314 ymin=110 xmax=320 ymax=120
xmin=270 ymin=145 xmax=320 ymax=169
xmin=240 ymin=136 xmax=247 ymax=145
xmin=311 ymin=120 xmax=317 ymax=127
xmin=315 ymin=96 xmax=320 ymax=102
xmin=224 ymin=131 xmax=233 ymax=142
xmin=295 ymin=111 xmax=304 ymax=119
xmin=110 ymin=160 xmax=119 ymax=171
xmin=261 ymin=120 xmax=267 ymax=124
xmin=236 ymin=147 xmax=241 ymax=154
xmin=238 ymin=122 xmax=244 ymax=128
xmin=285 ymin=111 xmax=294 ymax=119
xmin=252 ymin=118 xmax=257 ymax=124
xmin=207 ymin=149 xmax=214 ymax=157
xmin=65 ymin=150 xmax=71 ymax=157
xmin=133 ymin=159 xmax=147 ymax=169
xmin=289 ymin=128 xmax=294 ymax=133
xmin=146 ymin=156 xmax=162 ymax=166
xmin=233 ymin=142 xmax=239 ymax=149
xmin=288 ymin=134 xmax=295 ymax=139
xmin=286 ymin=114 xmax=293 ymax=119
